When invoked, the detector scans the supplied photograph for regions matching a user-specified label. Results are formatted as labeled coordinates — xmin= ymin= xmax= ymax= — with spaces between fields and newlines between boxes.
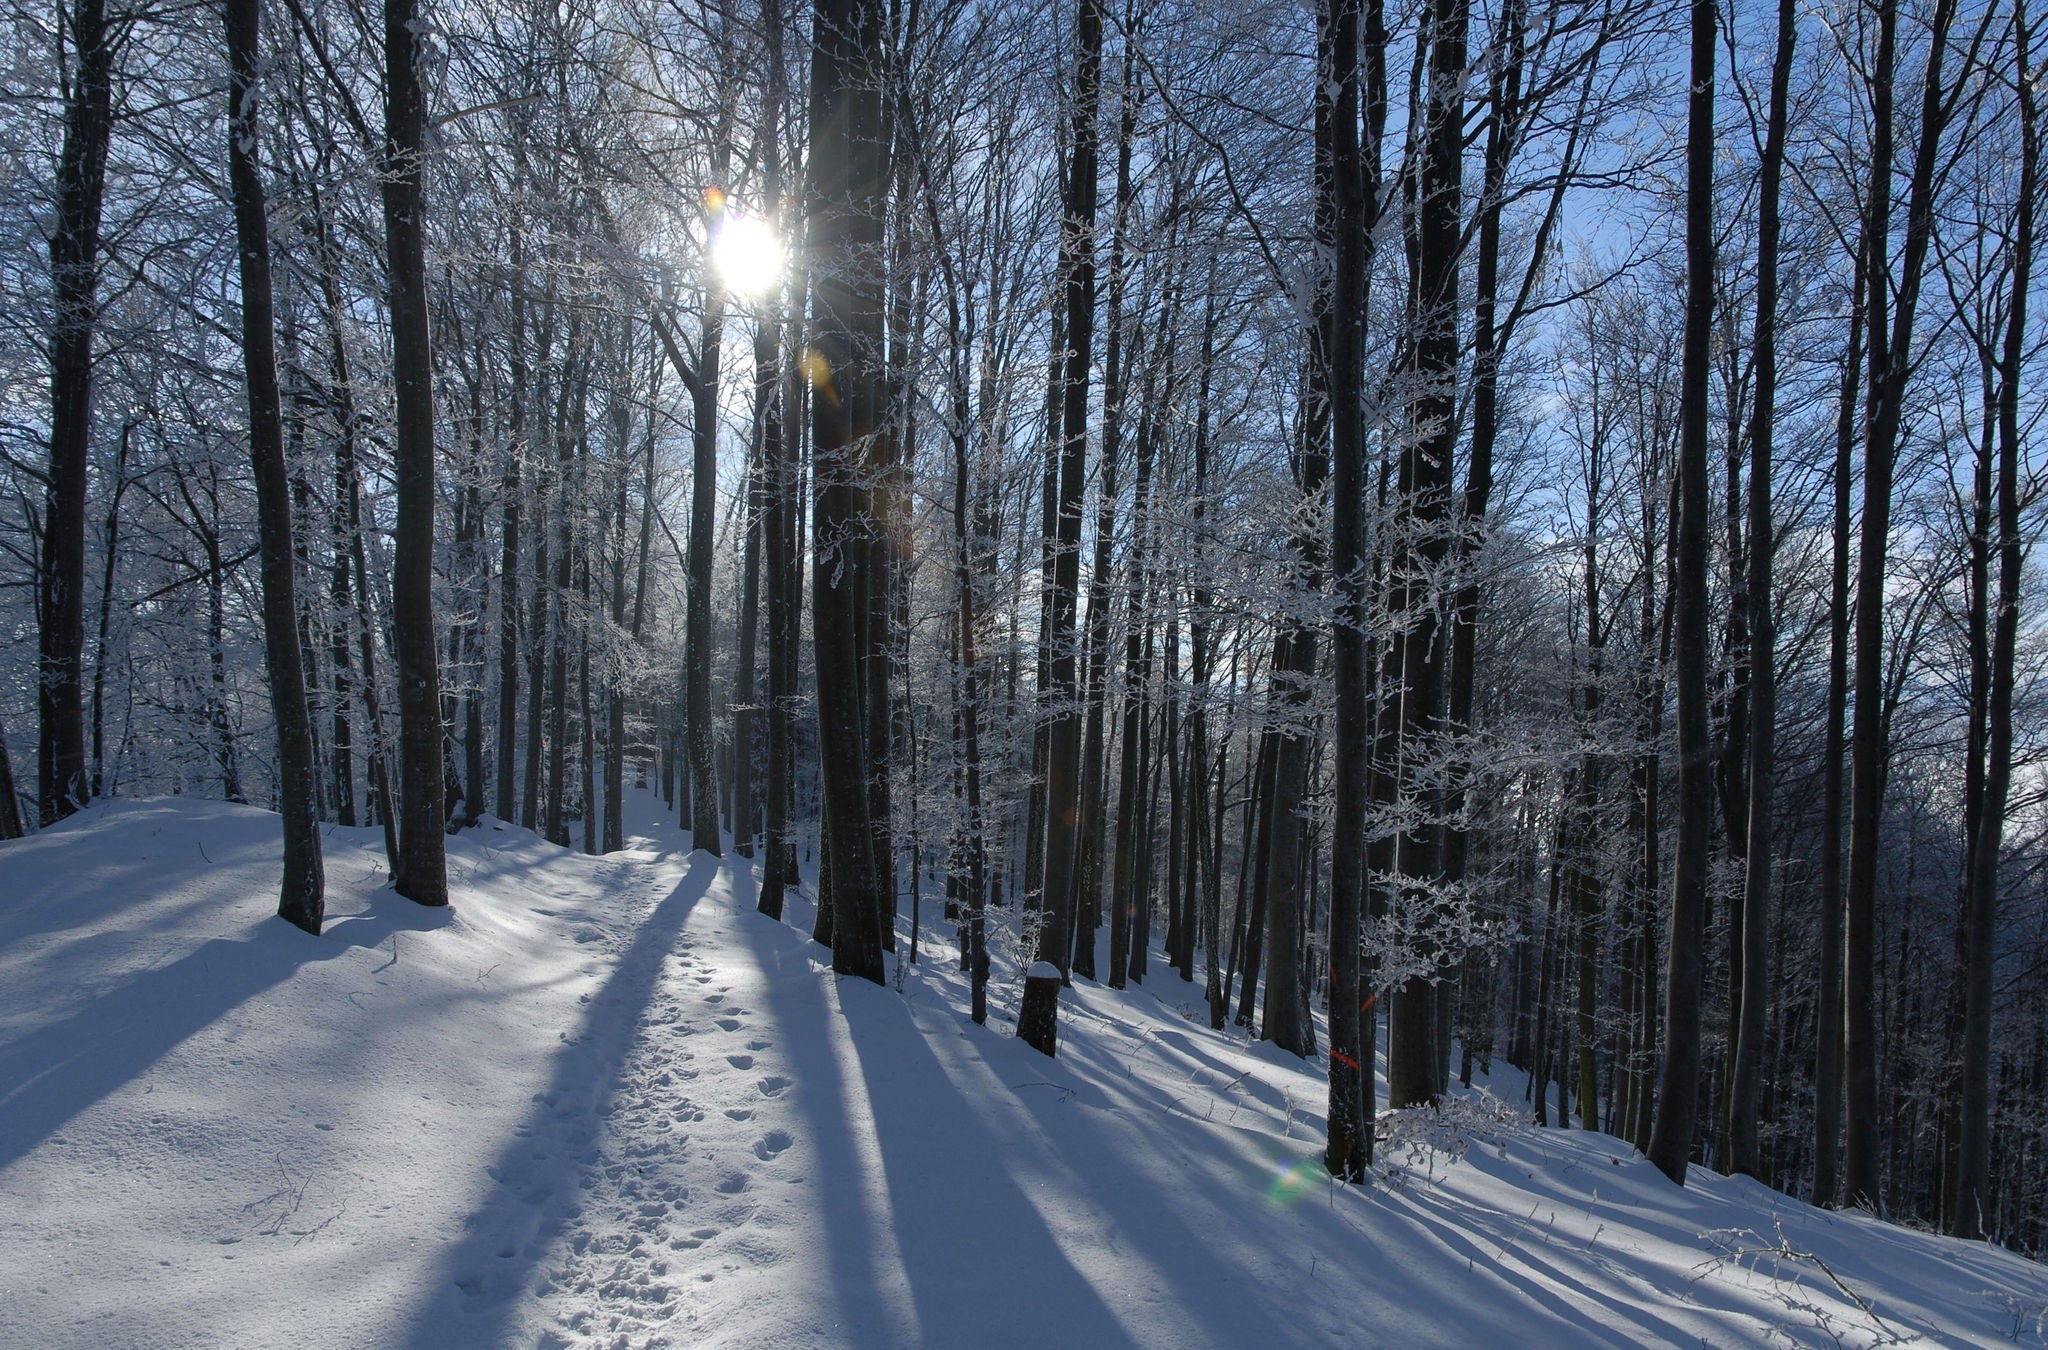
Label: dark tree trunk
xmin=1037 ymin=0 xmax=1105 ymax=994
xmin=1182 ymin=288 xmax=1221 ymax=991
xmin=382 ymin=0 xmax=447 ymax=905
xmin=1813 ymin=237 xmax=1865 ymax=1210
xmin=688 ymin=271 xmax=726 ymax=855
xmin=496 ymin=222 xmax=527 ymax=824
xmin=735 ymin=453 xmax=760 ymax=859
xmin=38 ymin=0 xmax=115 ymax=826
xmin=809 ymin=0 xmax=888 ymax=983
xmin=1322 ymin=0 xmax=1373 ymax=1147
xmin=90 ymin=424 xmax=131 ymax=801
xmin=315 ymin=238 xmax=398 ymax=869
xmin=1110 ymin=348 xmax=1168 ymax=993
xmin=1572 ymin=588 xmax=1604 ymax=1130
xmin=1646 ymin=0 xmax=1714 ymax=1186
xmin=950 ymin=367 xmax=990 ymax=1024
xmin=1258 ymin=369 xmax=1325 ymax=1054
xmin=1533 ymin=822 xmax=1565 ymax=1125
xmin=545 ymin=364 xmax=581 ymax=849
xmin=1728 ymin=0 xmax=1794 ymax=1179
xmin=605 ymin=391 xmax=630 ymax=856
xmin=227 ymin=0 xmax=324 ymax=931
xmin=758 ymin=77 xmax=794 ymax=916
xmin=0 ymin=716 xmax=22 ymax=839
xmin=761 ymin=237 xmax=790 ymax=913
xmin=1845 ymin=0 xmax=1955 ymax=1212
xmin=1955 ymin=21 xmax=2032 ymax=1237
xmin=1386 ymin=0 xmax=1466 ymax=1109
xmin=1075 ymin=48 xmax=1141 ymax=985
xmin=523 ymin=441 xmax=551 ymax=832
xmin=453 ymin=388 xmax=487 ymax=830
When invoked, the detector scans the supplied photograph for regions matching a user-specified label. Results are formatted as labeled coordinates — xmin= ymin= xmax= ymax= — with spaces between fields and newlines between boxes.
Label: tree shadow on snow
xmin=732 ymin=909 xmax=1146 ymax=1349
xmin=0 ymin=897 xmax=453 ymax=1173
xmin=398 ymin=849 xmax=715 ymax=1349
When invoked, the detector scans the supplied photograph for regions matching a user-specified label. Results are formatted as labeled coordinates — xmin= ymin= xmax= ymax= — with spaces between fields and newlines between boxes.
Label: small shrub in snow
xmin=1377 ymin=1088 xmax=1520 ymax=1173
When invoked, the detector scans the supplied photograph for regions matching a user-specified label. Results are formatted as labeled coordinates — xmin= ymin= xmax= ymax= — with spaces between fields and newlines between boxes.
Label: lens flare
xmin=712 ymin=215 xmax=786 ymax=298
xmin=1267 ymin=1158 xmax=1325 ymax=1210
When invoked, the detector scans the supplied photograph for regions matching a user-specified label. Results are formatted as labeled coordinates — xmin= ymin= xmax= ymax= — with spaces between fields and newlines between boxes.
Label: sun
xmin=711 ymin=214 xmax=786 ymax=299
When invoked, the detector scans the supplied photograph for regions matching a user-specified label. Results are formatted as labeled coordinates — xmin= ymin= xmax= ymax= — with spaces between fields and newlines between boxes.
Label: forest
xmin=1 ymin=0 xmax=2043 ymax=1270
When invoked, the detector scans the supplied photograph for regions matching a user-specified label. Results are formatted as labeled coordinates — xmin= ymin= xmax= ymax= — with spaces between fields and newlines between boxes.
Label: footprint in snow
xmin=757 ymin=1075 xmax=790 ymax=1098
xmin=716 ymin=1017 xmax=742 ymax=1032
xmin=724 ymin=1107 xmax=754 ymax=1121
xmin=746 ymin=1039 xmax=772 ymax=1052
xmin=753 ymin=1130 xmax=793 ymax=1161
xmin=726 ymin=1054 xmax=754 ymax=1070
xmin=715 ymin=1173 xmax=748 ymax=1195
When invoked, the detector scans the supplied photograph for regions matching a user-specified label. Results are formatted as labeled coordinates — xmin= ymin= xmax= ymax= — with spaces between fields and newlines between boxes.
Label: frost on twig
xmin=1377 ymin=1087 xmax=1520 ymax=1177
xmin=1691 ymin=1219 xmax=1919 ymax=1348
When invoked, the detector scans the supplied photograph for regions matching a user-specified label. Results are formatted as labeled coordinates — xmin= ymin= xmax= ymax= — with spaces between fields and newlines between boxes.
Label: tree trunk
xmin=523 ymin=441 xmax=551 ymax=832
xmin=1075 ymin=46 xmax=1141 ymax=983
xmin=1813 ymin=235 xmax=1865 ymax=1209
xmin=227 ymin=0 xmax=324 ymax=931
xmin=735 ymin=451 xmax=761 ymax=858
xmin=1386 ymin=0 xmax=1466 ymax=1109
xmin=90 ymin=424 xmax=131 ymax=801
xmin=1727 ymin=0 xmax=1794 ymax=1179
xmin=382 ymin=0 xmax=447 ymax=905
xmin=688 ymin=275 xmax=727 ymax=855
xmin=1645 ymin=0 xmax=1714 ymax=1186
xmin=495 ymin=223 xmax=527 ymax=824
xmin=0 ymin=716 xmax=22 ymax=839
xmin=1954 ymin=18 xmax=2033 ymax=1236
xmin=756 ymin=0 xmax=792 ymax=916
xmin=1037 ymin=0 xmax=1105 ymax=991
xmin=1845 ymin=0 xmax=1956 ymax=1212
xmin=38 ymin=0 xmax=115 ymax=826
xmin=809 ymin=0 xmax=888 ymax=983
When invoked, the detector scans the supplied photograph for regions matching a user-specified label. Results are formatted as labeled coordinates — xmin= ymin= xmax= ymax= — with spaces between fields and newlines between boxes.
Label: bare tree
xmin=227 ymin=0 xmax=324 ymax=930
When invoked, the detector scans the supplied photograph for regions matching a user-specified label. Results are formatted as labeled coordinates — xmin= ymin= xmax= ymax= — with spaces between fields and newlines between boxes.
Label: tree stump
xmin=1019 ymin=961 xmax=1061 ymax=1057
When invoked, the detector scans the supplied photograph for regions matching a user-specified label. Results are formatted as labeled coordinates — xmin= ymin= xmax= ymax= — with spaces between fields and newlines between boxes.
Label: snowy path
xmin=516 ymin=859 xmax=809 ymax=1348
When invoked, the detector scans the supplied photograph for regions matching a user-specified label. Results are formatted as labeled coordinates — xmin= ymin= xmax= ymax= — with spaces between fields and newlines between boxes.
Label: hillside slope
xmin=2 ymin=792 xmax=2043 ymax=1348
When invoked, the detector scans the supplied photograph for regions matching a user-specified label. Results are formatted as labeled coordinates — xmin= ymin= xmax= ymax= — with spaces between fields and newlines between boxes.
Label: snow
xmin=4 ymin=790 xmax=2046 ymax=1348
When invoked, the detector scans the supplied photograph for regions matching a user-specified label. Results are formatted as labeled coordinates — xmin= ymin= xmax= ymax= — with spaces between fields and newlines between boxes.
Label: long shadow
xmin=0 ymin=801 xmax=302 ymax=947
xmin=1369 ymin=1181 xmax=1711 ymax=1346
xmin=913 ymin=958 xmax=1685 ymax=1346
xmin=399 ymin=849 xmax=715 ymax=1349
xmin=733 ymin=908 xmax=1142 ymax=1349
xmin=0 ymin=898 xmax=453 ymax=1173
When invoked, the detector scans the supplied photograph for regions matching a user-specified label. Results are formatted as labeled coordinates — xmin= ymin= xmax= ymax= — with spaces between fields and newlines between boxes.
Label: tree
xmin=687 ymin=119 xmax=731 ymax=857
xmin=38 ymin=0 xmax=118 ymax=826
xmin=1726 ymin=0 xmax=1795 ymax=1181
xmin=383 ymin=0 xmax=449 ymax=905
xmin=1844 ymin=0 xmax=1959 ymax=1213
xmin=227 ymin=0 xmax=324 ymax=931
xmin=1386 ymin=0 xmax=1468 ymax=1109
xmin=1646 ymin=0 xmax=1714 ymax=1187
xmin=809 ymin=0 xmax=889 ymax=983
xmin=1322 ymin=0 xmax=1377 ymax=1181
xmin=1036 ymin=0 xmax=1105 ymax=991
xmin=1953 ymin=0 xmax=2034 ymax=1237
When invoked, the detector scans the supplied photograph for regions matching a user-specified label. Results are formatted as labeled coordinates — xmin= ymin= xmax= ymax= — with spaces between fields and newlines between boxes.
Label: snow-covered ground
xmin=4 ymin=790 xmax=2046 ymax=1348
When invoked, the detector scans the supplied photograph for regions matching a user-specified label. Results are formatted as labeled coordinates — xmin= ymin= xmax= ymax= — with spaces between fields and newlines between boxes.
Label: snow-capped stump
xmin=1019 ymin=960 xmax=1061 ymax=1056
